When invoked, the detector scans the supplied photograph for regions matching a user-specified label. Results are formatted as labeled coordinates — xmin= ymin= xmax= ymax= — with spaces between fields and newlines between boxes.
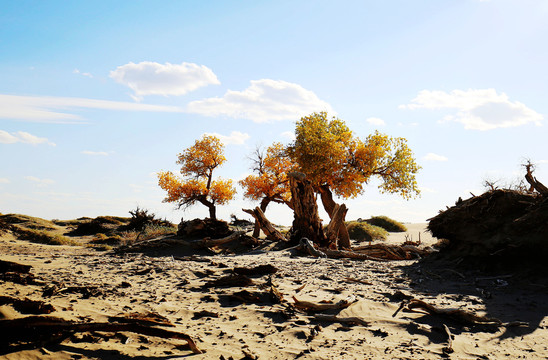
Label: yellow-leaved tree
xmin=287 ymin=112 xmax=420 ymax=248
xmin=157 ymin=135 xmax=236 ymax=220
xmin=239 ymin=142 xmax=295 ymax=237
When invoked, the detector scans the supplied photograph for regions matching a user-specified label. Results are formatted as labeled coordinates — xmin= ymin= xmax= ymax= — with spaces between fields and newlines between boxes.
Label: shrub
xmin=120 ymin=224 xmax=176 ymax=245
xmin=365 ymin=216 xmax=407 ymax=232
xmin=346 ymin=221 xmax=388 ymax=242
xmin=14 ymin=227 xmax=79 ymax=246
xmin=124 ymin=207 xmax=173 ymax=231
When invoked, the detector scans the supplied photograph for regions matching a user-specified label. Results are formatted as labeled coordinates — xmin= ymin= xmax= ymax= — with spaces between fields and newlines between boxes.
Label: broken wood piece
xmin=298 ymin=237 xmax=326 ymax=258
xmin=398 ymin=298 xmax=502 ymax=325
xmin=242 ymin=207 xmax=287 ymax=242
xmin=0 ymin=315 xmax=202 ymax=354
xmin=108 ymin=311 xmax=173 ymax=327
xmin=322 ymin=248 xmax=386 ymax=261
xmin=313 ymin=314 xmax=369 ymax=327
xmin=442 ymin=324 xmax=454 ymax=354
xmin=191 ymin=231 xmax=245 ymax=248
xmin=343 ymin=277 xmax=373 ymax=285
xmin=0 ymin=295 xmax=55 ymax=314
xmin=292 ymin=295 xmax=356 ymax=312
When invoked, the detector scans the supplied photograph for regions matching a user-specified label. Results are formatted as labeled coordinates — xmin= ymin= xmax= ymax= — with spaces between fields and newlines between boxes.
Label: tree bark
xmin=289 ymin=172 xmax=327 ymax=246
xmin=325 ymin=203 xmax=348 ymax=247
xmin=252 ymin=198 xmax=271 ymax=238
xmin=319 ymin=185 xmax=351 ymax=249
xmin=242 ymin=207 xmax=287 ymax=242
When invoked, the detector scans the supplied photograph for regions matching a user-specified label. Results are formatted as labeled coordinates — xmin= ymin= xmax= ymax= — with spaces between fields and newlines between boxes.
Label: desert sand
xmin=1 ymin=223 xmax=547 ymax=359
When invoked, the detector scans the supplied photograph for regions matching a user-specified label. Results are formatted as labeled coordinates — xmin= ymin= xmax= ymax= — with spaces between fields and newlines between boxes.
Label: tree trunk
xmin=319 ymin=185 xmax=351 ymax=249
xmin=289 ymin=172 xmax=327 ymax=246
xmin=325 ymin=204 xmax=348 ymax=247
xmin=252 ymin=198 xmax=271 ymax=238
xmin=242 ymin=207 xmax=287 ymax=242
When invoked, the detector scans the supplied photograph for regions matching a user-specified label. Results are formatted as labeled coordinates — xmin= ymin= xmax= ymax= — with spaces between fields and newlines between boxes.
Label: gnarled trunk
xmin=289 ymin=172 xmax=327 ymax=246
xmin=319 ymin=185 xmax=351 ymax=249
xmin=252 ymin=198 xmax=271 ymax=238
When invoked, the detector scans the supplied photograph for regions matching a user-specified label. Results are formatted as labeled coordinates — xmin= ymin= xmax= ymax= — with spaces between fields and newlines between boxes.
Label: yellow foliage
xmin=288 ymin=112 xmax=420 ymax=200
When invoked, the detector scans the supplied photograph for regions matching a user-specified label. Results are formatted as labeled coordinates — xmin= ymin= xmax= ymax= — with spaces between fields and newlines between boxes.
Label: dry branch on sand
xmin=0 ymin=315 xmax=202 ymax=354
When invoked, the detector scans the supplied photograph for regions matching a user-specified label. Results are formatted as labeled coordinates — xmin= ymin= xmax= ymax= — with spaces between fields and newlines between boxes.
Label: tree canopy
xmin=239 ymin=142 xmax=294 ymax=210
xmin=287 ymin=112 xmax=420 ymax=200
xmin=157 ymin=135 xmax=236 ymax=220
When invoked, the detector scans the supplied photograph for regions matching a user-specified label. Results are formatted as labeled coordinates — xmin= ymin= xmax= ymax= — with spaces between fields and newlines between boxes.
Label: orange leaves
xmin=157 ymin=135 xmax=235 ymax=218
xmin=239 ymin=142 xmax=294 ymax=207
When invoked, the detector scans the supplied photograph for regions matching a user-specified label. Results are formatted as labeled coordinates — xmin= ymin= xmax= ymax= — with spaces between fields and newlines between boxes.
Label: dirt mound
xmin=428 ymin=189 xmax=548 ymax=267
xmin=177 ymin=218 xmax=231 ymax=239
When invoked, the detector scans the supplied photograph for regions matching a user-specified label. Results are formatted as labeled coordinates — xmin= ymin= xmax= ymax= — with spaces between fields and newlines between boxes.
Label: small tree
xmin=158 ymin=135 xmax=236 ymax=220
xmin=239 ymin=142 xmax=295 ymax=236
xmin=287 ymin=112 xmax=420 ymax=248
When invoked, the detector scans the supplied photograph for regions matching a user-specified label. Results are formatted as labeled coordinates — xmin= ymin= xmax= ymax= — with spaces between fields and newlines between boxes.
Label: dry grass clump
xmin=120 ymin=224 xmax=177 ymax=245
xmin=364 ymin=216 xmax=407 ymax=232
xmin=13 ymin=227 xmax=79 ymax=246
xmin=346 ymin=221 xmax=388 ymax=242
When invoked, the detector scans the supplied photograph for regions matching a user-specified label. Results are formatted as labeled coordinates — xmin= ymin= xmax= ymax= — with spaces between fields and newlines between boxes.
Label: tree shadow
xmin=397 ymin=255 xmax=548 ymax=340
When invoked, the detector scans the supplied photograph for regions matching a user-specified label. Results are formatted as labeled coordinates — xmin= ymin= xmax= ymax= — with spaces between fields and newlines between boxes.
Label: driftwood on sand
xmin=0 ymin=315 xmax=202 ymax=354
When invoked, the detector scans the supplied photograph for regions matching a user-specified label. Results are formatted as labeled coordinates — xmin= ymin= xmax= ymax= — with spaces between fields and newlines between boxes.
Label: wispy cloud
xmin=25 ymin=176 xmax=55 ymax=187
xmin=400 ymin=89 xmax=543 ymax=130
xmin=0 ymin=130 xmax=56 ymax=146
xmin=423 ymin=153 xmax=448 ymax=162
xmin=187 ymin=79 xmax=334 ymax=123
xmin=73 ymin=68 xmax=93 ymax=78
xmin=366 ymin=117 xmax=385 ymax=126
xmin=0 ymin=94 xmax=184 ymax=123
xmin=0 ymin=178 xmax=10 ymax=184
xmin=81 ymin=150 xmax=109 ymax=156
xmin=205 ymin=131 xmax=250 ymax=145
xmin=110 ymin=61 xmax=220 ymax=101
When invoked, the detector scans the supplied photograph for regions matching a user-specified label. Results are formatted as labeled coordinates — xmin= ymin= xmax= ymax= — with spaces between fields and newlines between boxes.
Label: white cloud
xmin=73 ymin=69 xmax=93 ymax=78
xmin=0 ymin=94 xmax=183 ymax=123
xmin=401 ymin=89 xmax=543 ymax=130
xmin=25 ymin=176 xmax=55 ymax=187
xmin=366 ymin=117 xmax=385 ymax=126
xmin=187 ymin=79 xmax=334 ymax=123
xmin=205 ymin=131 xmax=250 ymax=145
xmin=0 ymin=130 xmax=56 ymax=146
xmin=110 ymin=61 xmax=220 ymax=100
xmin=281 ymin=131 xmax=296 ymax=141
xmin=423 ymin=153 xmax=448 ymax=162
xmin=0 ymin=178 xmax=10 ymax=184
xmin=81 ymin=150 xmax=109 ymax=156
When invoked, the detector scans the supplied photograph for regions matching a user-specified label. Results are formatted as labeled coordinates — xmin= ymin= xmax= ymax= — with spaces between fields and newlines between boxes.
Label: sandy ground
xmin=1 ymin=224 xmax=547 ymax=359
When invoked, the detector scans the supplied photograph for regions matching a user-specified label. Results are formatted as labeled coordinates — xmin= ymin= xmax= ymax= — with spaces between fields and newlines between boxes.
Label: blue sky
xmin=1 ymin=0 xmax=547 ymax=225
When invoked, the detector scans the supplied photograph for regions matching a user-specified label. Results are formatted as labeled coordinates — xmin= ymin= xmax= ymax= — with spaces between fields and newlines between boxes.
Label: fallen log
xmin=242 ymin=207 xmax=287 ymax=242
xmin=0 ymin=316 xmax=202 ymax=353
xmin=190 ymin=230 xmax=245 ymax=248
xmin=313 ymin=314 xmax=369 ymax=327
